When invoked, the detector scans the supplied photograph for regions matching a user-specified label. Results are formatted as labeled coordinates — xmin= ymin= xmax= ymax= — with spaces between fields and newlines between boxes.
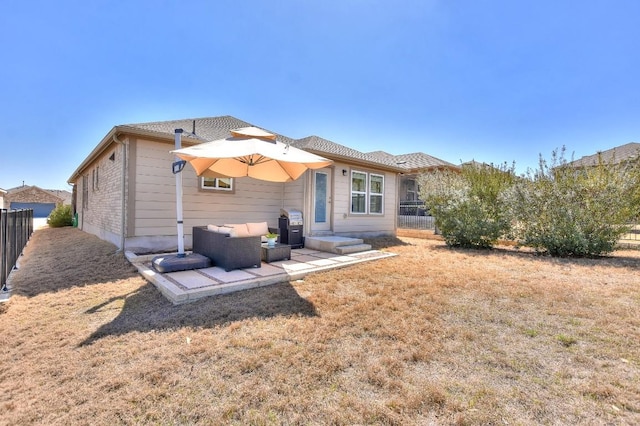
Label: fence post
xmin=1 ymin=210 xmax=6 ymax=291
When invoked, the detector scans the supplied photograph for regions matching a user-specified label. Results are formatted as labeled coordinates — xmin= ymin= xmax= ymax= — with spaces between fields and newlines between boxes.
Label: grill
xmin=279 ymin=208 xmax=304 ymax=248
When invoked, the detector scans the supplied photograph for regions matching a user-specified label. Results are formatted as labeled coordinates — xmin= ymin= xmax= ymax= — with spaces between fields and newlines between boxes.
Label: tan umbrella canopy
xmin=172 ymin=127 xmax=332 ymax=182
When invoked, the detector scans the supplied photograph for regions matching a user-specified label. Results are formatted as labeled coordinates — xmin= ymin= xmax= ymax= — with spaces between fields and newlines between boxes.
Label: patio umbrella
xmin=171 ymin=127 xmax=332 ymax=182
xmin=161 ymin=126 xmax=332 ymax=267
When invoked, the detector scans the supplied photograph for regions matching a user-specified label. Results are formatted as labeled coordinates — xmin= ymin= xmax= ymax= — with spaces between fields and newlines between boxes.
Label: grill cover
xmin=280 ymin=208 xmax=303 ymax=226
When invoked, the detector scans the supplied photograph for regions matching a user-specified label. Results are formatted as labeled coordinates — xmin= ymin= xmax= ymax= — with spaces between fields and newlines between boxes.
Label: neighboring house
xmin=5 ymin=185 xmax=67 ymax=218
xmin=566 ymin=142 xmax=640 ymax=168
xmin=367 ymin=151 xmax=458 ymax=202
xmin=0 ymin=188 xmax=6 ymax=209
xmin=46 ymin=189 xmax=73 ymax=205
xmin=67 ymin=115 xmax=414 ymax=253
xmin=461 ymin=160 xmax=489 ymax=168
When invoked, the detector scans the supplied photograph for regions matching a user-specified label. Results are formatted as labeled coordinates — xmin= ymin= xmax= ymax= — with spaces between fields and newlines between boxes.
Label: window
xmin=200 ymin=177 xmax=233 ymax=191
xmin=92 ymin=166 xmax=99 ymax=191
xmin=351 ymin=171 xmax=384 ymax=215
xmin=369 ymin=174 xmax=384 ymax=214
xmin=406 ymin=178 xmax=417 ymax=201
xmin=351 ymin=171 xmax=367 ymax=214
xmin=82 ymin=175 xmax=89 ymax=209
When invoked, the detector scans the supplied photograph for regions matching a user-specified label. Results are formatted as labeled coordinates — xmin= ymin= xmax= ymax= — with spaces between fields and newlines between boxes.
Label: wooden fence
xmin=1 ymin=209 xmax=33 ymax=291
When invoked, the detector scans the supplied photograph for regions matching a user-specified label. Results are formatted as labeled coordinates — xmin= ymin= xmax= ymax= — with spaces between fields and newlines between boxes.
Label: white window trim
xmin=350 ymin=170 xmax=384 ymax=215
xmin=350 ymin=171 xmax=368 ymax=215
xmin=200 ymin=177 xmax=234 ymax=192
xmin=369 ymin=173 xmax=384 ymax=215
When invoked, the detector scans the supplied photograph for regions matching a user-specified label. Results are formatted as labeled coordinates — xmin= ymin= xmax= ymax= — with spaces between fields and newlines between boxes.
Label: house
xmin=566 ymin=142 xmax=640 ymax=168
xmin=67 ymin=115 xmax=413 ymax=253
xmin=0 ymin=188 xmax=6 ymax=209
xmin=367 ymin=150 xmax=458 ymax=205
xmin=4 ymin=185 xmax=68 ymax=218
xmin=46 ymin=189 xmax=73 ymax=205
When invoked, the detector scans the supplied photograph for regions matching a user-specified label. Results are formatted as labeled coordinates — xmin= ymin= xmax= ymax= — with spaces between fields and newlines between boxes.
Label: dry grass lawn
xmin=1 ymin=227 xmax=639 ymax=425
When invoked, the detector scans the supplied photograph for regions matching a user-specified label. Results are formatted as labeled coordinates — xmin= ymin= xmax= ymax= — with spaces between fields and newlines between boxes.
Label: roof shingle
xmin=567 ymin=142 xmax=640 ymax=167
xmin=293 ymin=136 xmax=404 ymax=170
xmin=77 ymin=115 xmax=452 ymax=176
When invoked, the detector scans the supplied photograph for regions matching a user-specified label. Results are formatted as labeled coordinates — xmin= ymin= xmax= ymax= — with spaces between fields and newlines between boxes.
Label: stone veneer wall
xmin=76 ymin=142 xmax=126 ymax=248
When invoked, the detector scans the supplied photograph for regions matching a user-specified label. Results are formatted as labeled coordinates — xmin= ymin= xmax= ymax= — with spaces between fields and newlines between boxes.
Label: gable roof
xmin=130 ymin=118 xmax=406 ymax=171
xmin=121 ymin=115 xmax=301 ymax=145
xmin=366 ymin=150 xmax=457 ymax=172
xmin=69 ymin=115 xmax=412 ymax=183
xmin=5 ymin=185 xmax=65 ymax=203
xmin=293 ymin=136 xmax=406 ymax=172
xmin=393 ymin=152 xmax=458 ymax=171
xmin=567 ymin=142 xmax=640 ymax=167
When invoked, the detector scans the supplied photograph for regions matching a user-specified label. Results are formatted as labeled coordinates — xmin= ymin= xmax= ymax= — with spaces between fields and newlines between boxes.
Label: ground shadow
xmin=364 ymin=236 xmax=414 ymax=249
xmin=79 ymin=281 xmax=318 ymax=346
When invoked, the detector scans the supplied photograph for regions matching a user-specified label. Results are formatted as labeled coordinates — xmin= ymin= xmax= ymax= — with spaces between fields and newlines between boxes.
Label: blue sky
xmin=2 ymin=0 xmax=639 ymax=190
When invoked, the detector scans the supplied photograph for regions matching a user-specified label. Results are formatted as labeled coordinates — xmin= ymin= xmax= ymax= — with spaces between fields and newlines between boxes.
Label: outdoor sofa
xmin=192 ymin=223 xmax=267 ymax=272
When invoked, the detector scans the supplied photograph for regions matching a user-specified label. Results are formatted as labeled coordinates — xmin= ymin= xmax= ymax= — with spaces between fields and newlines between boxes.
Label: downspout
xmin=112 ymin=134 xmax=127 ymax=253
xmin=395 ymin=172 xmax=400 ymax=235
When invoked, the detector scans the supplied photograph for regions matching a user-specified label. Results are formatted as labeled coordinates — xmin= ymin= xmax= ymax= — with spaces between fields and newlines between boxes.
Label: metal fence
xmin=1 ymin=209 xmax=34 ymax=291
xmin=397 ymin=201 xmax=436 ymax=230
xmin=621 ymin=224 xmax=640 ymax=242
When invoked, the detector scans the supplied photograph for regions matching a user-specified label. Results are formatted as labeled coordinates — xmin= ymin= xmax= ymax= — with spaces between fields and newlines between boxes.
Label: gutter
xmin=300 ymin=149 xmax=408 ymax=174
xmin=67 ymin=125 xmax=202 ymax=184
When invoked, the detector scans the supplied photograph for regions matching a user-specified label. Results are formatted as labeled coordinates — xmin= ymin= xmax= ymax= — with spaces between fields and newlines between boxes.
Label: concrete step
xmin=335 ymin=244 xmax=372 ymax=255
xmin=304 ymin=235 xmax=371 ymax=254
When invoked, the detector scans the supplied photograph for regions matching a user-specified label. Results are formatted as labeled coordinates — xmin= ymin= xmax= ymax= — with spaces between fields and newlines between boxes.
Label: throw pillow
xmin=224 ymin=224 xmax=250 ymax=237
xmin=217 ymin=226 xmax=237 ymax=237
xmin=246 ymin=222 xmax=269 ymax=237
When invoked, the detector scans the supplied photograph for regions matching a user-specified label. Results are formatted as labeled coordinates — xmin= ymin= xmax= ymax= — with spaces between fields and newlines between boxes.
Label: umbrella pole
xmin=151 ymin=129 xmax=211 ymax=273
xmin=174 ymin=129 xmax=185 ymax=257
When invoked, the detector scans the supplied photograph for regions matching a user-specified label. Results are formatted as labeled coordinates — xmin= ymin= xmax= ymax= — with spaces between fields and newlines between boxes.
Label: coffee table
xmin=261 ymin=243 xmax=291 ymax=263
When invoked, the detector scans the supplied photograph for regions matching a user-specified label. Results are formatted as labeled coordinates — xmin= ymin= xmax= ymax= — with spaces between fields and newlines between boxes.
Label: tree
xmin=418 ymin=163 xmax=515 ymax=249
xmin=47 ymin=204 xmax=74 ymax=228
xmin=506 ymin=148 xmax=640 ymax=256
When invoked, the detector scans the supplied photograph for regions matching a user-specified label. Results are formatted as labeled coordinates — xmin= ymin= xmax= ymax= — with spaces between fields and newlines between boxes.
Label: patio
xmin=126 ymin=246 xmax=396 ymax=304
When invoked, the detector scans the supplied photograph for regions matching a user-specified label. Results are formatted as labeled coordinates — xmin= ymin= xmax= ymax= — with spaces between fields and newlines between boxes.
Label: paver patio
xmin=127 ymin=247 xmax=396 ymax=304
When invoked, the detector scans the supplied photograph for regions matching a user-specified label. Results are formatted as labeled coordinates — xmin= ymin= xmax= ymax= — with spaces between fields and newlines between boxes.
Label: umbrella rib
xmin=239 ymin=154 xmax=271 ymax=166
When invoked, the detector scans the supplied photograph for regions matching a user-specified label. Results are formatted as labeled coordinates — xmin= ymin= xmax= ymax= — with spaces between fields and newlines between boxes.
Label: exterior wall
xmin=0 ymin=192 xmax=5 ymax=209
xmin=282 ymin=172 xmax=306 ymax=212
xmin=76 ymin=143 xmax=126 ymax=249
xmin=72 ymin=134 xmax=400 ymax=253
xmin=310 ymin=162 xmax=397 ymax=238
xmin=126 ymin=138 xmax=290 ymax=253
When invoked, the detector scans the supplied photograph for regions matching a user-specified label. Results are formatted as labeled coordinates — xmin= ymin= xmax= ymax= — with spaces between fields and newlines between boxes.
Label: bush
xmin=47 ymin=204 xmax=74 ymax=228
xmin=506 ymin=148 xmax=640 ymax=256
xmin=418 ymin=163 xmax=515 ymax=249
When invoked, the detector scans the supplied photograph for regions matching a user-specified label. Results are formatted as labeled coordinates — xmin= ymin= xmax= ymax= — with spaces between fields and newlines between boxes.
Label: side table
xmin=261 ymin=243 xmax=291 ymax=263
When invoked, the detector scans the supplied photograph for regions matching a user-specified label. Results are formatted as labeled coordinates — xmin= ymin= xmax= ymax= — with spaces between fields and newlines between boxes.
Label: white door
xmin=311 ymin=168 xmax=332 ymax=232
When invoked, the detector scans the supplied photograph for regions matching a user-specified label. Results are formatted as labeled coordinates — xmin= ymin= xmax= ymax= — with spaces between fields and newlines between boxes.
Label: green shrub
xmin=418 ymin=163 xmax=515 ymax=249
xmin=505 ymin=148 xmax=640 ymax=257
xmin=47 ymin=204 xmax=74 ymax=228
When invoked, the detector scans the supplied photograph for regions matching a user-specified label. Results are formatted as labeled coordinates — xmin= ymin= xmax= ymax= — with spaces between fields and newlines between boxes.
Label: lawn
xmin=1 ymin=227 xmax=638 ymax=425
